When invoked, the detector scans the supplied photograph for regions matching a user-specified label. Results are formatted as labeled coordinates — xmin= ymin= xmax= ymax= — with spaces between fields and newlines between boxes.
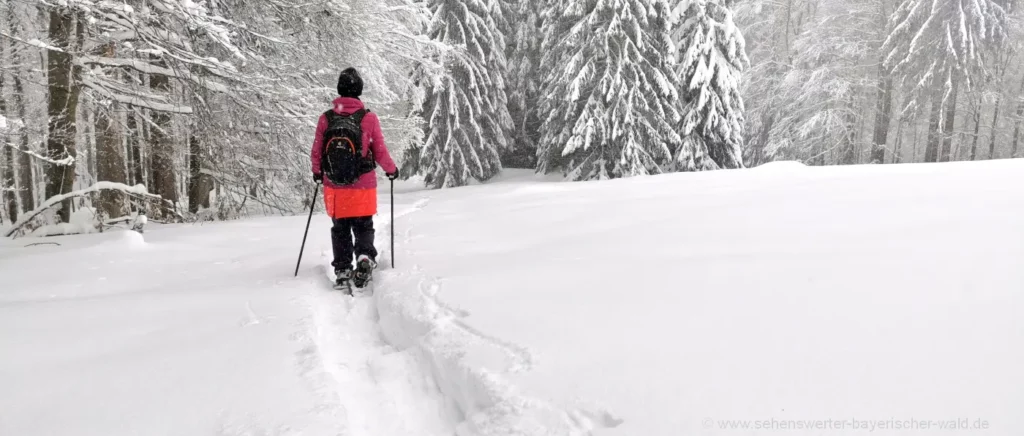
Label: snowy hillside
xmin=3 ymin=159 xmax=1023 ymax=435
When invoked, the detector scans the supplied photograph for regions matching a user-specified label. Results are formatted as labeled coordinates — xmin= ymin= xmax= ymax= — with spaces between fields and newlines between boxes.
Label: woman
xmin=311 ymin=67 xmax=398 ymax=289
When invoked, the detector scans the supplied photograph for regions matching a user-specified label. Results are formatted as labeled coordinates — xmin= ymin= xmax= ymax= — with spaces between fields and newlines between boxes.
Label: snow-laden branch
xmin=81 ymin=76 xmax=194 ymax=114
xmin=77 ymin=56 xmax=230 ymax=94
xmin=0 ymin=31 xmax=65 ymax=52
xmin=3 ymin=142 xmax=75 ymax=166
xmin=5 ymin=182 xmax=163 ymax=238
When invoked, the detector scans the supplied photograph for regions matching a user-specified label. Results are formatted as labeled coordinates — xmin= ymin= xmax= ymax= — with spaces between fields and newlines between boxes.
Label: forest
xmin=0 ymin=0 xmax=1020 ymax=235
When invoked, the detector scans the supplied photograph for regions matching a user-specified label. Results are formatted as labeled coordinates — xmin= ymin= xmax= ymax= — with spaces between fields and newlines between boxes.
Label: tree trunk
xmin=144 ymin=113 xmax=154 ymax=189
xmin=85 ymin=95 xmax=96 ymax=185
xmin=45 ymin=8 xmax=79 ymax=223
xmin=1012 ymin=119 xmax=1021 ymax=159
xmin=745 ymin=112 xmax=775 ymax=166
xmin=939 ymin=77 xmax=960 ymax=162
xmin=840 ymin=125 xmax=857 ymax=164
xmin=1011 ymin=75 xmax=1024 ymax=159
xmin=187 ymin=132 xmax=211 ymax=213
xmin=1 ymin=65 xmax=16 ymax=222
xmin=1012 ymin=105 xmax=1023 ymax=159
xmin=854 ymin=88 xmax=870 ymax=163
xmin=96 ymin=105 xmax=127 ymax=218
xmin=892 ymin=117 xmax=904 ymax=163
xmin=94 ymin=42 xmax=128 ymax=219
xmin=13 ymin=74 xmax=34 ymax=213
xmin=925 ymin=92 xmax=942 ymax=163
xmin=871 ymin=66 xmax=894 ymax=164
xmin=757 ymin=113 xmax=776 ymax=166
xmin=969 ymin=102 xmax=981 ymax=161
xmin=126 ymin=106 xmax=144 ymax=185
xmin=911 ymin=112 xmax=922 ymax=162
xmin=838 ymin=93 xmax=858 ymax=165
xmin=3 ymin=144 xmax=16 ymax=223
xmin=149 ymin=60 xmax=178 ymax=219
xmin=9 ymin=9 xmax=34 ymax=214
xmin=812 ymin=136 xmax=825 ymax=166
xmin=988 ymin=95 xmax=1002 ymax=159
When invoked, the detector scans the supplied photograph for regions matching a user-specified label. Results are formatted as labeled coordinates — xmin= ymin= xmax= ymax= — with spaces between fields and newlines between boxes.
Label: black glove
xmin=386 ymin=169 xmax=399 ymax=181
xmin=313 ymin=173 xmax=323 ymax=183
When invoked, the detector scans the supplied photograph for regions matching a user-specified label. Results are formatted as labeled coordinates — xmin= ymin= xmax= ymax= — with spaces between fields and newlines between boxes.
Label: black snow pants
xmin=331 ymin=216 xmax=377 ymax=271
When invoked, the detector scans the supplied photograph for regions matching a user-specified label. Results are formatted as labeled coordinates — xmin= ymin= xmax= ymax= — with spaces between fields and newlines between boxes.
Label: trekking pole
xmin=391 ymin=177 xmax=396 ymax=269
xmin=295 ymin=183 xmax=321 ymax=277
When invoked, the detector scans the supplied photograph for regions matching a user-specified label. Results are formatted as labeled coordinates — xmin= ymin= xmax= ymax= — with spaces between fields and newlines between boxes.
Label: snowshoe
xmin=334 ymin=268 xmax=353 ymax=294
xmin=352 ymin=255 xmax=376 ymax=289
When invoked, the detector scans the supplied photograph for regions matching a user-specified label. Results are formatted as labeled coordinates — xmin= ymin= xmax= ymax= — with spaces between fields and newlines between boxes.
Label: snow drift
xmin=3 ymin=159 xmax=1022 ymax=436
xmin=375 ymin=271 xmax=622 ymax=435
xmin=376 ymin=160 xmax=1024 ymax=435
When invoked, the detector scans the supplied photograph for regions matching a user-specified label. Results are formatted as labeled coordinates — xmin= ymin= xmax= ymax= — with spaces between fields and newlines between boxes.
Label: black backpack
xmin=320 ymin=109 xmax=376 ymax=185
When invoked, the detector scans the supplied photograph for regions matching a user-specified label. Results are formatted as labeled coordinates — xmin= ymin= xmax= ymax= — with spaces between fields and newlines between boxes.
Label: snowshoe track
xmin=295 ymin=265 xmax=455 ymax=436
xmin=417 ymin=276 xmax=535 ymax=374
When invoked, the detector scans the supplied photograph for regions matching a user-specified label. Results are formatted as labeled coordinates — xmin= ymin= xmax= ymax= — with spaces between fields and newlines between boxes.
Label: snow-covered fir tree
xmin=537 ymin=0 xmax=681 ymax=181
xmin=418 ymin=0 xmax=512 ymax=188
xmin=502 ymin=0 xmax=543 ymax=168
xmin=749 ymin=0 xmax=881 ymax=165
xmin=670 ymin=0 xmax=749 ymax=170
xmin=882 ymin=0 xmax=1012 ymax=162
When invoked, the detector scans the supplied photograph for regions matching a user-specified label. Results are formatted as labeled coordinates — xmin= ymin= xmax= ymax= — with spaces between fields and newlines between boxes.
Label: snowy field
xmin=2 ymin=159 xmax=1023 ymax=435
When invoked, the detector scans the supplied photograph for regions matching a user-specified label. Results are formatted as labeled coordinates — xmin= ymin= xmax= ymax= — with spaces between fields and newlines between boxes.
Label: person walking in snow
xmin=311 ymin=67 xmax=399 ymax=290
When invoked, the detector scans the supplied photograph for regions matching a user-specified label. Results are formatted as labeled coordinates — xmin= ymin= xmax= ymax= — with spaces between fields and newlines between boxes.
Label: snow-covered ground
xmin=0 ymin=198 xmax=457 ymax=436
xmin=2 ymin=159 xmax=1023 ymax=435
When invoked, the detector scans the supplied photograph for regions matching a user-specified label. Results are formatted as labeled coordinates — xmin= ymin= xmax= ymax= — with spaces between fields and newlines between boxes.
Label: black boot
xmin=334 ymin=267 xmax=353 ymax=293
xmin=352 ymin=255 xmax=376 ymax=288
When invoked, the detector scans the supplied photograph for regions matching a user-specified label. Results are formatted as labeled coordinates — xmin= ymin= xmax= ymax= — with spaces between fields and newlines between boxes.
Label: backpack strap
xmin=352 ymin=109 xmax=373 ymax=158
xmin=320 ymin=109 xmax=338 ymax=160
xmin=320 ymin=110 xmax=330 ymax=159
xmin=322 ymin=109 xmax=338 ymax=123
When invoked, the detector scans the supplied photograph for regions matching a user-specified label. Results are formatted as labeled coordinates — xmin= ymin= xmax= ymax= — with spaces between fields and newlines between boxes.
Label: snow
xmin=22 ymin=38 xmax=65 ymax=53
xmin=28 ymin=207 xmax=101 ymax=237
xmin=0 ymin=203 xmax=455 ymax=435
xmin=752 ymin=160 xmax=808 ymax=170
xmin=27 ymin=223 xmax=95 ymax=238
xmin=5 ymin=182 xmax=154 ymax=237
xmin=0 ymin=114 xmax=25 ymax=136
xmin=384 ymin=160 xmax=1024 ymax=434
xmin=3 ymin=160 xmax=1024 ymax=435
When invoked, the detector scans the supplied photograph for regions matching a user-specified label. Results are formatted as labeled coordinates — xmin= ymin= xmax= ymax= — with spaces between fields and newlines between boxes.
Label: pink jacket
xmin=311 ymin=97 xmax=397 ymax=190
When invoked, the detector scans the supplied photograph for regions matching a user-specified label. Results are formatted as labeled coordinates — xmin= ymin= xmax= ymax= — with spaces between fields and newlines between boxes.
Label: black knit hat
xmin=337 ymin=67 xmax=363 ymax=98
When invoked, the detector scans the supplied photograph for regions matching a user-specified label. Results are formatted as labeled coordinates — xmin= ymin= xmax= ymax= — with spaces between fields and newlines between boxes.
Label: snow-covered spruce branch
xmin=3 ymin=142 xmax=75 ymax=166
xmin=4 ymin=182 xmax=164 ymax=238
